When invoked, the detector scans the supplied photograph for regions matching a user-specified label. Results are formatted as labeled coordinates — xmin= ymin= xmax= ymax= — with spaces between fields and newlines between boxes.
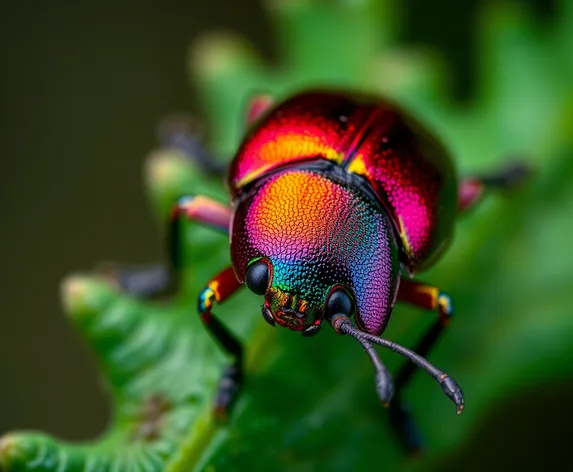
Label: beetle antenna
xmin=330 ymin=314 xmax=464 ymax=414
xmin=344 ymin=329 xmax=394 ymax=405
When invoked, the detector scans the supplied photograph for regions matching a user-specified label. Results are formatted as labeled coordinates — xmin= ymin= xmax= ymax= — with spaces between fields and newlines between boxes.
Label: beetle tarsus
xmin=459 ymin=160 xmax=533 ymax=213
xmin=95 ymin=263 xmax=176 ymax=299
xmin=481 ymin=161 xmax=533 ymax=189
xmin=213 ymin=362 xmax=243 ymax=423
xmin=157 ymin=114 xmax=228 ymax=177
xmin=389 ymin=399 xmax=424 ymax=455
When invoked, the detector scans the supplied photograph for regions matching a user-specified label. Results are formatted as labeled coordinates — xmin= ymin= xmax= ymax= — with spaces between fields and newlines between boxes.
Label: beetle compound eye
xmin=325 ymin=289 xmax=354 ymax=318
xmin=246 ymin=261 xmax=270 ymax=295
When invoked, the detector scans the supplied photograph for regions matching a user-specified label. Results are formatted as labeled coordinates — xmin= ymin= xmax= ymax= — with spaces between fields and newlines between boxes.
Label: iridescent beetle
xmin=104 ymin=90 xmax=529 ymax=452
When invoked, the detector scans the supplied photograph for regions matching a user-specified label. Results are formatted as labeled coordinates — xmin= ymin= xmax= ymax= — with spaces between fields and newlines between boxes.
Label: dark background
xmin=1 ymin=1 xmax=567 ymax=471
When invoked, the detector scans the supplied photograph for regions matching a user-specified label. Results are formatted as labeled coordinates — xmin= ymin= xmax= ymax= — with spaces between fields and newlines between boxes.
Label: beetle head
xmin=230 ymin=170 xmax=400 ymax=337
xmin=240 ymin=258 xmax=354 ymax=336
xmin=242 ymin=257 xmax=355 ymax=336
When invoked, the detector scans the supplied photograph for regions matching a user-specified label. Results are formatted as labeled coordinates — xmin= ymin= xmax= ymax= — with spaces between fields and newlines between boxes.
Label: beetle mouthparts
xmin=275 ymin=310 xmax=304 ymax=329
xmin=301 ymin=323 xmax=321 ymax=337
xmin=261 ymin=305 xmax=275 ymax=327
xmin=278 ymin=305 xmax=305 ymax=319
xmin=262 ymin=302 xmax=307 ymax=331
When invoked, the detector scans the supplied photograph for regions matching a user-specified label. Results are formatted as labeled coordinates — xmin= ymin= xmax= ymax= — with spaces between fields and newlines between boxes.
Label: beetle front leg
xmin=244 ymin=94 xmax=274 ymax=128
xmin=98 ymin=195 xmax=232 ymax=298
xmin=389 ymin=279 xmax=454 ymax=454
xmin=157 ymin=115 xmax=228 ymax=177
xmin=458 ymin=161 xmax=532 ymax=213
xmin=197 ymin=265 xmax=245 ymax=421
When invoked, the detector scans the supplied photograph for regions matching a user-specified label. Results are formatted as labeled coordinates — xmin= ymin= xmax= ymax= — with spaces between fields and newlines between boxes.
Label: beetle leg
xmin=97 ymin=195 xmax=232 ymax=298
xmin=458 ymin=161 xmax=532 ymax=213
xmin=389 ymin=278 xmax=454 ymax=454
xmin=96 ymin=262 xmax=174 ymax=299
xmin=157 ymin=114 xmax=228 ymax=177
xmin=245 ymin=94 xmax=274 ymax=128
xmin=197 ymin=265 xmax=245 ymax=421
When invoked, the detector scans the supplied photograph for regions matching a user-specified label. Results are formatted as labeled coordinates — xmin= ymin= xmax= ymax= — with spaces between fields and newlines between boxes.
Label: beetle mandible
xmin=104 ymin=90 xmax=529 ymax=452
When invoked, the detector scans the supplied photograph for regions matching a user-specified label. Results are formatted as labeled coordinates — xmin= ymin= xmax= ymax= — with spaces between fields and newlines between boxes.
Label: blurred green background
xmin=1 ymin=0 xmax=572 ymax=471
